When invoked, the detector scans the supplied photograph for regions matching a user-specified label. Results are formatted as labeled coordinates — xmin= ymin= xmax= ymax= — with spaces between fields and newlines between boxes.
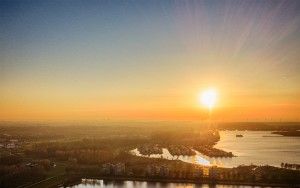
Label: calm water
xmin=131 ymin=131 xmax=300 ymax=167
xmin=69 ymin=179 xmax=274 ymax=188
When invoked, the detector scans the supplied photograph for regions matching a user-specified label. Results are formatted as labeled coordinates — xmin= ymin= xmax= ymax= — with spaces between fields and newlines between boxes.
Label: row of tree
xmin=0 ymin=163 xmax=47 ymax=187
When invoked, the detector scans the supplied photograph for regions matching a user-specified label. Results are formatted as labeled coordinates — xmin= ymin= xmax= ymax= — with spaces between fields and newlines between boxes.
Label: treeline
xmin=26 ymin=138 xmax=147 ymax=165
xmin=28 ymin=137 xmax=147 ymax=152
xmin=0 ymin=153 xmax=22 ymax=165
xmin=194 ymin=146 xmax=234 ymax=157
xmin=0 ymin=124 xmax=157 ymax=141
xmin=150 ymin=130 xmax=220 ymax=146
xmin=167 ymin=145 xmax=196 ymax=156
xmin=0 ymin=154 xmax=51 ymax=188
xmin=216 ymin=122 xmax=300 ymax=131
xmin=1 ymin=122 xmax=299 ymax=142
xmin=0 ymin=152 xmax=43 ymax=187
xmin=0 ymin=165 xmax=46 ymax=187
xmin=273 ymin=131 xmax=300 ymax=137
xmin=137 ymin=145 xmax=163 ymax=155
xmin=281 ymin=163 xmax=300 ymax=170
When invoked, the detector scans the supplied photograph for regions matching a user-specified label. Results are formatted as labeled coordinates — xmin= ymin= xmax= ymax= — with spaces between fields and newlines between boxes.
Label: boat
xmin=236 ymin=134 xmax=243 ymax=137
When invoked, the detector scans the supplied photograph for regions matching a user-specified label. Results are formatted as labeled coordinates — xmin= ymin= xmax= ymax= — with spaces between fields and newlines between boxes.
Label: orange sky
xmin=1 ymin=1 xmax=300 ymax=122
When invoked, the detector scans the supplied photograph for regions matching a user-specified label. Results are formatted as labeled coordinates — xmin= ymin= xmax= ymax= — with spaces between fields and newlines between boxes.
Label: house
xmin=114 ymin=163 xmax=125 ymax=176
xmin=203 ymin=166 xmax=210 ymax=177
xmin=6 ymin=143 xmax=16 ymax=149
xmin=102 ymin=163 xmax=126 ymax=176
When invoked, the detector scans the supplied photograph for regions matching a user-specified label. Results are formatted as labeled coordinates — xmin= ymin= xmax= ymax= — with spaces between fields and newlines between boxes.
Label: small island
xmin=272 ymin=130 xmax=300 ymax=137
xmin=194 ymin=146 xmax=234 ymax=158
xmin=137 ymin=145 xmax=163 ymax=155
xmin=167 ymin=145 xmax=196 ymax=156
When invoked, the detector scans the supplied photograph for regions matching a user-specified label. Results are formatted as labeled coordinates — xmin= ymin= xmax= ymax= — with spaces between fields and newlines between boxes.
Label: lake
xmin=68 ymin=179 xmax=276 ymax=188
xmin=131 ymin=131 xmax=300 ymax=167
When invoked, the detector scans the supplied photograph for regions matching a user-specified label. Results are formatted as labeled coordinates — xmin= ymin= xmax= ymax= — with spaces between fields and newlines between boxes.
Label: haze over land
xmin=1 ymin=1 xmax=300 ymax=187
xmin=1 ymin=0 xmax=300 ymax=122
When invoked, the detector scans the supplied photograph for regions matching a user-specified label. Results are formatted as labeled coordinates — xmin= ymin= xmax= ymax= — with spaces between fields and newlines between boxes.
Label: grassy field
xmin=18 ymin=161 xmax=67 ymax=188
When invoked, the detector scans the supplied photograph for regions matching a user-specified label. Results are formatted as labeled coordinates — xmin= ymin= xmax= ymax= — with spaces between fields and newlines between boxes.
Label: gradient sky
xmin=1 ymin=0 xmax=300 ymax=121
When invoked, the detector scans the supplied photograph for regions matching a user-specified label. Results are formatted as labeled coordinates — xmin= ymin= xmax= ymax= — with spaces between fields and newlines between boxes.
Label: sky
xmin=1 ymin=0 xmax=300 ymax=121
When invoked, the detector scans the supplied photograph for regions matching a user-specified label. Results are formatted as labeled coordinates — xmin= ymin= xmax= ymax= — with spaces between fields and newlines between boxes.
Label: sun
xmin=199 ymin=88 xmax=217 ymax=110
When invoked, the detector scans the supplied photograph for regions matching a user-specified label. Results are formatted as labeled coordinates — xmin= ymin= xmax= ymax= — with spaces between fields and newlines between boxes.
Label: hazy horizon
xmin=1 ymin=0 xmax=300 ymax=122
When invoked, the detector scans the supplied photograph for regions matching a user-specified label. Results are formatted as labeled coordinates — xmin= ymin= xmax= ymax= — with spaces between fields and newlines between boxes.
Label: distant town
xmin=0 ymin=122 xmax=299 ymax=187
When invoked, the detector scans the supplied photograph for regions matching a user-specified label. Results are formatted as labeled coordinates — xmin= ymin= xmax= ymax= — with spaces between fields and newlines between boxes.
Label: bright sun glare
xmin=199 ymin=89 xmax=217 ymax=110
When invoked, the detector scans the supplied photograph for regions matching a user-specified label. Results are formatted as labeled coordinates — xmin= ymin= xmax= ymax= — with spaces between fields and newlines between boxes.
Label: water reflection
xmin=131 ymin=131 xmax=300 ymax=167
xmin=69 ymin=179 xmax=270 ymax=188
xmin=130 ymin=148 xmax=211 ymax=167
